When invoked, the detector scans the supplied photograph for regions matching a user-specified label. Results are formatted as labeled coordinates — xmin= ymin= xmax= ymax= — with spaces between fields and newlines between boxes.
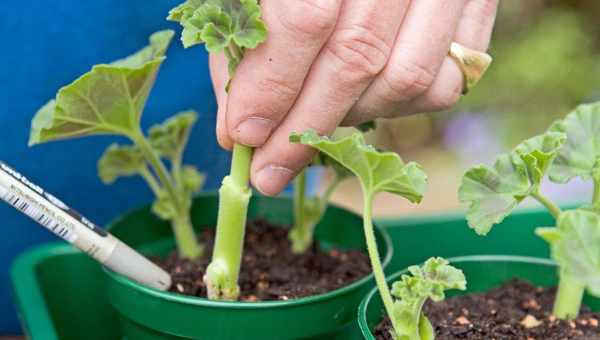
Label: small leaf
xmin=390 ymin=257 xmax=466 ymax=340
xmin=459 ymin=132 xmax=566 ymax=235
xmin=291 ymin=130 xmax=427 ymax=203
xmin=515 ymin=132 xmax=569 ymax=185
xmin=98 ymin=144 xmax=145 ymax=184
xmin=181 ymin=165 xmax=205 ymax=194
xmin=539 ymin=209 xmax=600 ymax=296
xmin=391 ymin=258 xmax=466 ymax=303
xmin=29 ymin=30 xmax=174 ymax=145
xmin=168 ymin=0 xmax=266 ymax=52
xmin=149 ymin=110 xmax=198 ymax=159
xmin=152 ymin=191 xmax=177 ymax=220
xmin=549 ymin=102 xmax=600 ymax=183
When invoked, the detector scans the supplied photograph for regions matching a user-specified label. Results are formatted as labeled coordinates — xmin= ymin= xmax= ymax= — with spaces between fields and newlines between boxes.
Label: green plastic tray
xmin=11 ymin=206 xmax=555 ymax=339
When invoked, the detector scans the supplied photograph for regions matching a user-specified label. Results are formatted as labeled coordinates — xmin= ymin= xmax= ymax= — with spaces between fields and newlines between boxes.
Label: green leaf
xmin=537 ymin=209 xmax=600 ymax=296
xmin=149 ymin=110 xmax=198 ymax=159
xmin=549 ymin=102 xmax=600 ymax=183
xmin=181 ymin=165 xmax=205 ymax=194
xmin=390 ymin=257 xmax=466 ymax=340
xmin=312 ymin=152 xmax=353 ymax=182
xmin=152 ymin=191 xmax=177 ymax=220
xmin=290 ymin=130 xmax=427 ymax=203
xmin=168 ymin=0 xmax=267 ymax=51
xmin=29 ymin=30 xmax=174 ymax=145
xmin=97 ymin=144 xmax=145 ymax=184
xmin=459 ymin=131 xmax=566 ymax=235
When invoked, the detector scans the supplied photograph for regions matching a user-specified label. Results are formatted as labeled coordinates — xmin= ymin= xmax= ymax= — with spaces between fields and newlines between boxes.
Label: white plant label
xmin=0 ymin=162 xmax=117 ymax=262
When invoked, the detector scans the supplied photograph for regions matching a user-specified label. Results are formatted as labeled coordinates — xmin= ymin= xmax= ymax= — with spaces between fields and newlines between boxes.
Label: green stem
xmin=133 ymin=131 xmax=201 ymax=259
xmin=171 ymin=212 xmax=203 ymax=259
xmin=289 ymin=171 xmax=342 ymax=253
xmin=204 ymin=143 xmax=253 ymax=300
xmin=531 ymin=191 xmax=562 ymax=219
xmin=291 ymin=169 xmax=307 ymax=237
xmin=134 ymin=133 xmax=180 ymax=207
xmin=553 ymin=272 xmax=585 ymax=319
xmin=230 ymin=144 xmax=252 ymax=187
xmin=362 ymin=191 xmax=400 ymax=335
xmin=593 ymin=178 xmax=600 ymax=210
xmin=139 ymin=167 xmax=162 ymax=197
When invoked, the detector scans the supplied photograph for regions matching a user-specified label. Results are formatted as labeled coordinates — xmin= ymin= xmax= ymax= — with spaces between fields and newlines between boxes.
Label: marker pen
xmin=0 ymin=161 xmax=171 ymax=291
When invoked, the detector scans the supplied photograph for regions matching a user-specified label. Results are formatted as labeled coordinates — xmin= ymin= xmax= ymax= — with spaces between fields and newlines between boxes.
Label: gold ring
xmin=448 ymin=42 xmax=492 ymax=94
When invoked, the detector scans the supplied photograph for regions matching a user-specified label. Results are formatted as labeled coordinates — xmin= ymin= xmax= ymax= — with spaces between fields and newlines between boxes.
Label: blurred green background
xmin=330 ymin=0 xmax=600 ymax=216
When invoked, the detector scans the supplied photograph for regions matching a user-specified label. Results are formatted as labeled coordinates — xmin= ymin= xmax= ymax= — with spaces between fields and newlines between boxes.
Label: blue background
xmin=0 ymin=1 xmax=229 ymax=333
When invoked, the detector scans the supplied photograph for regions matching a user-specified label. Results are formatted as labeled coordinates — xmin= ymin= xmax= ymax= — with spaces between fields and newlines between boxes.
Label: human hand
xmin=211 ymin=0 xmax=499 ymax=196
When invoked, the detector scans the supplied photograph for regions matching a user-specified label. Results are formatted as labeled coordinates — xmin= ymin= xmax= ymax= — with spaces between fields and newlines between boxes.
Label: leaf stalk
xmin=531 ymin=190 xmax=562 ymax=219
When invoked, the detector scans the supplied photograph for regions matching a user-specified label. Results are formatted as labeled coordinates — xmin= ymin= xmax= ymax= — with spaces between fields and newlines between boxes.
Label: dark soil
xmin=155 ymin=219 xmax=371 ymax=301
xmin=374 ymin=279 xmax=600 ymax=340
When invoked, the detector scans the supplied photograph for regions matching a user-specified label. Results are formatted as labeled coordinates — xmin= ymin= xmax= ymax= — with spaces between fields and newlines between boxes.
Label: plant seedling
xmin=168 ymin=0 xmax=267 ymax=300
xmin=28 ymin=30 xmax=205 ymax=259
xmin=460 ymin=102 xmax=600 ymax=319
xmin=291 ymin=130 xmax=466 ymax=339
xmin=390 ymin=257 xmax=466 ymax=340
xmin=290 ymin=124 xmax=377 ymax=254
xmin=289 ymin=151 xmax=352 ymax=254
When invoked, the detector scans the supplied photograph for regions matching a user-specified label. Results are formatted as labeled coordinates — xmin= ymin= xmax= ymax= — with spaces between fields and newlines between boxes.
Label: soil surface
xmin=155 ymin=219 xmax=371 ymax=301
xmin=374 ymin=279 xmax=600 ymax=340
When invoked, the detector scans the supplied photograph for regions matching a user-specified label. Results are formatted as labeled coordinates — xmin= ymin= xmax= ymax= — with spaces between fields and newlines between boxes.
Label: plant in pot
xmin=291 ymin=130 xmax=471 ymax=340
xmin=27 ymin=1 xmax=394 ymax=339
xmin=360 ymin=102 xmax=600 ymax=340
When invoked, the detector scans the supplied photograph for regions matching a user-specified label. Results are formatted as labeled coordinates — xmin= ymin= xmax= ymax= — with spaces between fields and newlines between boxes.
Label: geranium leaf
xmin=549 ymin=102 xmax=600 ymax=183
xmin=390 ymin=257 xmax=466 ymax=340
xmin=290 ymin=130 xmax=427 ymax=203
xmin=459 ymin=132 xmax=566 ymax=235
xmin=149 ymin=110 xmax=198 ymax=160
xmin=98 ymin=144 xmax=145 ymax=184
xmin=29 ymin=30 xmax=174 ymax=145
xmin=168 ymin=0 xmax=266 ymax=52
xmin=536 ymin=209 xmax=600 ymax=296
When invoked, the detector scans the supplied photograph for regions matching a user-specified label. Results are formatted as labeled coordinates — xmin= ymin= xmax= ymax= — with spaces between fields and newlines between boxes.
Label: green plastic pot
xmin=104 ymin=192 xmax=392 ymax=340
xmin=358 ymin=255 xmax=600 ymax=339
xmin=11 ymin=206 xmax=564 ymax=339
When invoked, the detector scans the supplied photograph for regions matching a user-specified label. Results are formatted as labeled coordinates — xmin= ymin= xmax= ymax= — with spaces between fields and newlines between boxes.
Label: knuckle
xmin=381 ymin=60 xmax=436 ymax=101
xmin=279 ymin=0 xmax=339 ymax=38
xmin=256 ymin=75 xmax=299 ymax=99
xmin=427 ymin=84 xmax=462 ymax=111
xmin=326 ymin=26 xmax=392 ymax=82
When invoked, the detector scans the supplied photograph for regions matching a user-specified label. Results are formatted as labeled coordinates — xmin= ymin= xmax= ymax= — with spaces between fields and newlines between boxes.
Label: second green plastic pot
xmin=358 ymin=255 xmax=600 ymax=339
xmin=105 ymin=193 xmax=392 ymax=340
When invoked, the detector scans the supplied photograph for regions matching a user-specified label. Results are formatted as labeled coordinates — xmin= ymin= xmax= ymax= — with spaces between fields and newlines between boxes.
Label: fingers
xmin=211 ymin=53 xmax=233 ymax=150
xmin=344 ymin=0 xmax=468 ymax=125
xmin=224 ymin=0 xmax=342 ymax=148
xmin=251 ymin=0 xmax=408 ymax=196
xmin=402 ymin=0 xmax=499 ymax=114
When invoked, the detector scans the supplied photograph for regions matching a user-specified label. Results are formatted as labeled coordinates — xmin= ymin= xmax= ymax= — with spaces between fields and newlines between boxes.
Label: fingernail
xmin=254 ymin=165 xmax=294 ymax=196
xmin=234 ymin=117 xmax=274 ymax=147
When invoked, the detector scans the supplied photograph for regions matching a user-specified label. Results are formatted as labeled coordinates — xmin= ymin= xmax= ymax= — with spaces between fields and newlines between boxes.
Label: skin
xmin=211 ymin=0 xmax=499 ymax=196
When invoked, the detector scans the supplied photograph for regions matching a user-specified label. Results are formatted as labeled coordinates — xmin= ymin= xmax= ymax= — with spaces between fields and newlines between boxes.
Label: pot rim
xmin=357 ymin=255 xmax=557 ymax=339
xmin=104 ymin=205 xmax=394 ymax=310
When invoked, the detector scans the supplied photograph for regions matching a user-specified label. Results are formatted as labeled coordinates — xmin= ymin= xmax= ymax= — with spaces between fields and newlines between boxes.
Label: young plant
xmin=292 ymin=130 xmax=466 ymax=339
xmin=290 ymin=123 xmax=376 ymax=254
xmin=459 ymin=102 xmax=600 ymax=319
xmin=289 ymin=154 xmax=352 ymax=253
xmin=168 ymin=0 xmax=267 ymax=300
xmin=390 ymin=257 xmax=466 ymax=340
xmin=28 ymin=30 xmax=205 ymax=259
